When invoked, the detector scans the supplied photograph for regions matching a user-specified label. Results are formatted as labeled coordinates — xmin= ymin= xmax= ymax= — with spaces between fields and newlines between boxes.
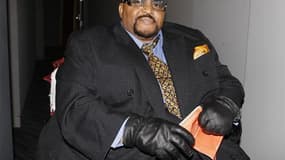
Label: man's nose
xmin=142 ymin=0 xmax=154 ymax=12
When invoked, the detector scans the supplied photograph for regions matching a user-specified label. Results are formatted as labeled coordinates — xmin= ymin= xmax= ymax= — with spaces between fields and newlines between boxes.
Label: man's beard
xmin=133 ymin=15 xmax=160 ymax=39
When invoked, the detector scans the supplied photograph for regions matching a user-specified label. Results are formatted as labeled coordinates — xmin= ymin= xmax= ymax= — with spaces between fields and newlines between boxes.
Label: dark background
xmin=2 ymin=0 xmax=121 ymax=159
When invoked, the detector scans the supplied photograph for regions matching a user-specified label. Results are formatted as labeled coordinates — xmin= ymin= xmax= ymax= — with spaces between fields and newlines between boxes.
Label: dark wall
xmin=84 ymin=0 xmax=120 ymax=27
xmin=43 ymin=0 xmax=121 ymax=49
xmin=0 ymin=0 xmax=14 ymax=158
xmin=44 ymin=0 xmax=62 ymax=47
xmin=43 ymin=0 xmax=76 ymax=59
xmin=18 ymin=0 xmax=37 ymax=111
xmin=9 ymin=0 xmax=37 ymax=126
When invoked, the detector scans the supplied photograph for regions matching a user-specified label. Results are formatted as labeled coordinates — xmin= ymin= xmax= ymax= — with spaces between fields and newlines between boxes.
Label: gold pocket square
xmin=193 ymin=44 xmax=210 ymax=60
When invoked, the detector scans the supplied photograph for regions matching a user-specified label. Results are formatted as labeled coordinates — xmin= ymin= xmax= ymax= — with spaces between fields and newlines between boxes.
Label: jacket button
xmin=202 ymin=71 xmax=209 ymax=77
xmin=127 ymin=89 xmax=134 ymax=96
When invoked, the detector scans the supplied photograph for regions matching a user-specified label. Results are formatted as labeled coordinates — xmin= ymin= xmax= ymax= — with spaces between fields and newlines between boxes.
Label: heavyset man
xmin=37 ymin=0 xmax=249 ymax=159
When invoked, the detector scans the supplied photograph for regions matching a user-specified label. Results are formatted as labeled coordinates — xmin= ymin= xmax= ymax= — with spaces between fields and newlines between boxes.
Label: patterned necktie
xmin=141 ymin=36 xmax=182 ymax=119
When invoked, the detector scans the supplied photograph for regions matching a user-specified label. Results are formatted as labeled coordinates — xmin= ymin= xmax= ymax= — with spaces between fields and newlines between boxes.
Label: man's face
xmin=119 ymin=0 xmax=166 ymax=42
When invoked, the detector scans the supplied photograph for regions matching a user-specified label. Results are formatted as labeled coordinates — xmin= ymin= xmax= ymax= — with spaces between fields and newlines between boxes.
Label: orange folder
xmin=180 ymin=106 xmax=223 ymax=160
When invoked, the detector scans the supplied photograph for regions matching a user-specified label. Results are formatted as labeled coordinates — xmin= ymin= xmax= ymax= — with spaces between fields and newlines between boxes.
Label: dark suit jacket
xmin=37 ymin=22 xmax=249 ymax=160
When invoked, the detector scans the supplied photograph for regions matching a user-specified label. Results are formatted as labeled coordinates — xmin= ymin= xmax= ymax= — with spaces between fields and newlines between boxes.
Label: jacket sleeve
xmin=194 ymin=30 xmax=249 ymax=160
xmin=54 ymin=33 xmax=128 ymax=160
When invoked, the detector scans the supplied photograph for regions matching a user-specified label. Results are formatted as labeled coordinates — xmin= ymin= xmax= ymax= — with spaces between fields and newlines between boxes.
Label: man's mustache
xmin=136 ymin=14 xmax=156 ymax=22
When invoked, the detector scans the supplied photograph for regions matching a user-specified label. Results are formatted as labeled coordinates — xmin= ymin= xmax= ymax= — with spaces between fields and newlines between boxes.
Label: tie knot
xmin=141 ymin=35 xmax=160 ymax=56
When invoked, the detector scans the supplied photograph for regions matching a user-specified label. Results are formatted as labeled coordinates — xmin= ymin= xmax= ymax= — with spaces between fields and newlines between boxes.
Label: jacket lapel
xmin=163 ymin=32 xmax=200 ymax=117
xmin=112 ymin=25 xmax=166 ymax=115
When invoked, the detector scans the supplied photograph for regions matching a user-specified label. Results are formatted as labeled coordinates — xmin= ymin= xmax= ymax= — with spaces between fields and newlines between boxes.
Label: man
xmin=37 ymin=0 xmax=249 ymax=159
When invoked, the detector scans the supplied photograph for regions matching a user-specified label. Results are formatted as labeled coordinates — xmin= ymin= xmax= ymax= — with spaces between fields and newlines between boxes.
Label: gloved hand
xmin=123 ymin=114 xmax=194 ymax=160
xmin=199 ymin=96 xmax=240 ymax=136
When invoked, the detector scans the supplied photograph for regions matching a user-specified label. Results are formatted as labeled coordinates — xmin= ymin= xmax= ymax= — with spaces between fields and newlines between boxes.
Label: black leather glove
xmin=123 ymin=114 xmax=194 ymax=160
xmin=199 ymin=96 xmax=241 ymax=136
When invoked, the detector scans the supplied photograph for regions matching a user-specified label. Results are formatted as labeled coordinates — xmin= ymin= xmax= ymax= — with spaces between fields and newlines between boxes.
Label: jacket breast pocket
xmin=193 ymin=52 xmax=219 ymax=93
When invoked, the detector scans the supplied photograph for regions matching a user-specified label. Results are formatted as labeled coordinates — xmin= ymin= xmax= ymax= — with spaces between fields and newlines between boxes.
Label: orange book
xmin=180 ymin=106 xmax=223 ymax=160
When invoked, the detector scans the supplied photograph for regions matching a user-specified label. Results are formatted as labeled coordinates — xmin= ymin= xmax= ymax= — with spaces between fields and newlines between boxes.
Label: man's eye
xmin=153 ymin=0 xmax=166 ymax=4
xmin=153 ymin=3 xmax=161 ymax=7
xmin=153 ymin=2 xmax=164 ymax=8
xmin=131 ymin=0 xmax=142 ymax=4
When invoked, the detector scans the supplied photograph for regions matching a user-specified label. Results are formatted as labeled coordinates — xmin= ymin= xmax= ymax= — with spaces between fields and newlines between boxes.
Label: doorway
xmin=44 ymin=0 xmax=81 ymax=60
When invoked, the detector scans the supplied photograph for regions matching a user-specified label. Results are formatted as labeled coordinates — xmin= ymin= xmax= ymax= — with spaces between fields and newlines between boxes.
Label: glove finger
xmin=167 ymin=144 xmax=183 ymax=160
xmin=202 ymin=119 xmax=220 ymax=135
xmin=170 ymin=133 xmax=194 ymax=159
xmin=199 ymin=109 xmax=220 ymax=132
xmin=198 ymin=109 xmax=210 ymax=128
xmin=156 ymin=148 xmax=172 ymax=160
xmin=202 ymin=109 xmax=231 ymax=135
xmin=171 ymin=126 xmax=195 ymax=146
xmin=163 ymin=143 xmax=192 ymax=160
xmin=168 ymin=148 xmax=190 ymax=160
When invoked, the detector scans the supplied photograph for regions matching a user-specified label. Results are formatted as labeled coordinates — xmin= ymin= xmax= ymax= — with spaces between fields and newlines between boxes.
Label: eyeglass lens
xmin=125 ymin=0 xmax=167 ymax=10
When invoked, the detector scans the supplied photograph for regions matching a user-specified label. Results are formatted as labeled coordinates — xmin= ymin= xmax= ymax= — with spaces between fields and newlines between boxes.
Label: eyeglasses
xmin=121 ymin=0 xmax=167 ymax=11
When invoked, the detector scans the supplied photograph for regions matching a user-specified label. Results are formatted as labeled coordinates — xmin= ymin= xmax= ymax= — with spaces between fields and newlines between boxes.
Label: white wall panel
xmin=166 ymin=0 xmax=250 ymax=83
xmin=166 ymin=0 xmax=285 ymax=159
xmin=242 ymin=0 xmax=285 ymax=159
xmin=0 ymin=0 xmax=14 ymax=158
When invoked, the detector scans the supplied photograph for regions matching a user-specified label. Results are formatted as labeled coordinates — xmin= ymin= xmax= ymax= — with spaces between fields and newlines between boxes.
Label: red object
xmin=52 ymin=57 xmax=65 ymax=68
xmin=43 ymin=58 xmax=65 ymax=83
xmin=180 ymin=106 xmax=223 ymax=160
xmin=43 ymin=74 xmax=51 ymax=83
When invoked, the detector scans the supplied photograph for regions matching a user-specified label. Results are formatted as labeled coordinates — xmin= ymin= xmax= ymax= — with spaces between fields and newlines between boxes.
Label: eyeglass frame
xmin=121 ymin=0 xmax=168 ymax=11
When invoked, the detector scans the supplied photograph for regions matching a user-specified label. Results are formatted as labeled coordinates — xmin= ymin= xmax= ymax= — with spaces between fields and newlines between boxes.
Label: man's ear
xmin=118 ymin=3 xmax=124 ymax=19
